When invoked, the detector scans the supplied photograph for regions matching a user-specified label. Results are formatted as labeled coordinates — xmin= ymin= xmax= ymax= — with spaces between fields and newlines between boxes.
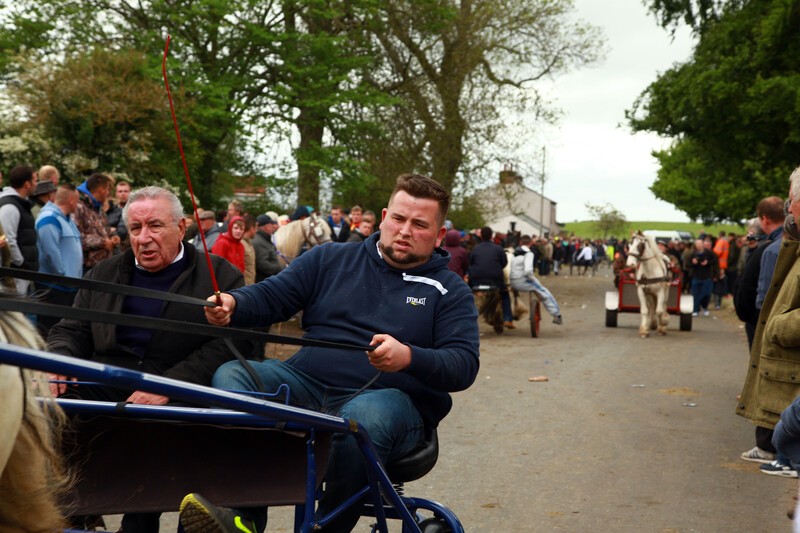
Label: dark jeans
xmin=691 ymin=278 xmax=713 ymax=312
xmin=213 ymin=360 xmax=425 ymax=532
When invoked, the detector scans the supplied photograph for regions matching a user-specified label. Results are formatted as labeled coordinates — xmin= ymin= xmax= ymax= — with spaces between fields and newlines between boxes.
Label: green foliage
xmin=646 ymin=0 xmax=746 ymax=34
xmin=561 ymin=220 xmax=741 ymax=240
xmin=448 ymin=196 xmax=486 ymax=232
xmin=585 ymin=202 xmax=627 ymax=239
xmin=361 ymin=0 xmax=605 ymax=193
xmin=3 ymin=0 xmax=277 ymax=208
xmin=629 ymin=0 xmax=800 ymax=222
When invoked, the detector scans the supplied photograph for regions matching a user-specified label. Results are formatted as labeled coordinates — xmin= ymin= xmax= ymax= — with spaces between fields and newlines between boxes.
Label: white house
xmin=475 ymin=167 xmax=559 ymax=237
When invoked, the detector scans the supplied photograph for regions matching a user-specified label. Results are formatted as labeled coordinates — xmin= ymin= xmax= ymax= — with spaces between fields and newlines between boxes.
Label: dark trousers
xmin=757 ymin=426 xmax=776 ymax=454
xmin=745 ymin=321 xmax=757 ymax=350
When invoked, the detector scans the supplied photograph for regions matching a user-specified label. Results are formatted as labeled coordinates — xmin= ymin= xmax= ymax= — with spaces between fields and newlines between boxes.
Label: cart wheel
xmin=419 ymin=517 xmax=452 ymax=533
xmin=680 ymin=312 xmax=692 ymax=331
xmin=605 ymin=308 xmax=618 ymax=328
xmin=530 ymin=295 xmax=541 ymax=338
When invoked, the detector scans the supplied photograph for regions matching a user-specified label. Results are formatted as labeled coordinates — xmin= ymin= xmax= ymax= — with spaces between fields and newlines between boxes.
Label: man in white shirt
xmin=509 ymin=234 xmax=563 ymax=325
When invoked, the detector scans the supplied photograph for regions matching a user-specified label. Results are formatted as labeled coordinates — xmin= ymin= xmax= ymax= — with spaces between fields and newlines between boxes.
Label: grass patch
xmin=560 ymin=220 xmax=743 ymax=240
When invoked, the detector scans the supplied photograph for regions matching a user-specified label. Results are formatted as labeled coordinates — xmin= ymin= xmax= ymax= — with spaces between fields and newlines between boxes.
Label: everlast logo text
xmin=406 ymin=297 xmax=426 ymax=306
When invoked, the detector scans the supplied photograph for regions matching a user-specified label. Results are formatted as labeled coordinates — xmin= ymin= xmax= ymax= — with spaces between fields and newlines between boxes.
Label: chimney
xmin=499 ymin=165 xmax=522 ymax=185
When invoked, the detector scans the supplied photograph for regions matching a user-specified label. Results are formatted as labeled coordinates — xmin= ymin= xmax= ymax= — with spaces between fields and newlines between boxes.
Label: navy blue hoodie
xmin=229 ymin=232 xmax=480 ymax=428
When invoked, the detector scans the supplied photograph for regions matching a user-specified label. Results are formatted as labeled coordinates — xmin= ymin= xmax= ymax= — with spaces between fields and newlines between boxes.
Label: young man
xmin=183 ymin=174 xmax=480 ymax=533
xmin=326 ymin=205 xmax=350 ymax=243
xmin=0 ymin=165 xmax=39 ymax=294
xmin=509 ymin=234 xmax=563 ymax=325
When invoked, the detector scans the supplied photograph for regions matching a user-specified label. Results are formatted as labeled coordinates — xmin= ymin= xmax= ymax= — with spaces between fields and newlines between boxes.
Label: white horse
xmin=626 ymin=231 xmax=672 ymax=338
xmin=274 ymin=212 xmax=332 ymax=265
xmin=0 ymin=311 xmax=69 ymax=532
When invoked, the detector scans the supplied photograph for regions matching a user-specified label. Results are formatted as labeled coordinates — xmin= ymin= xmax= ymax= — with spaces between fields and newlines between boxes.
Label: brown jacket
xmin=737 ymin=224 xmax=800 ymax=428
xmin=74 ymin=191 xmax=112 ymax=271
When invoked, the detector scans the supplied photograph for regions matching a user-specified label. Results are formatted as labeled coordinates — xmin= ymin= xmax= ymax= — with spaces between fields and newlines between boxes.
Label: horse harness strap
xmin=636 ymin=275 xmax=671 ymax=285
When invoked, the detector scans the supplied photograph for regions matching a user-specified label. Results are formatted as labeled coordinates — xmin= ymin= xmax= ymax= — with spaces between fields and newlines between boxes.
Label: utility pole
xmin=539 ymin=147 xmax=546 ymax=238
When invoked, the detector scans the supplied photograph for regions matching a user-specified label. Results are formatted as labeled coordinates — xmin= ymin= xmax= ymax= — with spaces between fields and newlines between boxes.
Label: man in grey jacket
xmin=251 ymin=214 xmax=283 ymax=281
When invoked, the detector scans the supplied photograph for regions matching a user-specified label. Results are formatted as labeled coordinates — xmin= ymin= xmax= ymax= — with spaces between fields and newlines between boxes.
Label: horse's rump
xmin=0 ymin=311 xmax=70 ymax=533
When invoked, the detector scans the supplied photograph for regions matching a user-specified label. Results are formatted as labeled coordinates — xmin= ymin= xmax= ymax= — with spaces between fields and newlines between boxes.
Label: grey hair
xmin=122 ymin=186 xmax=185 ymax=226
xmin=746 ymin=217 xmax=763 ymax=235
xmin=790 ymin=166 xmax=800 ymax=201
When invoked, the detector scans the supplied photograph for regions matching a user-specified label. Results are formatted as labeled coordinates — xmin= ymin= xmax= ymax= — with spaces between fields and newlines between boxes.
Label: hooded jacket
xmin=442 ymin=229 xmax=468 ymax=278
xmin=229 ymin=232 xmax=480 ymax=429
xmin=211 ymin=215 xmax=245 ymax=273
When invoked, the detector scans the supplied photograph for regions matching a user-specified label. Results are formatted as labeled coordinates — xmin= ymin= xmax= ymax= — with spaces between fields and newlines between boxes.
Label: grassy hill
xmin=560 ymin=220 xmax=743 ymax=240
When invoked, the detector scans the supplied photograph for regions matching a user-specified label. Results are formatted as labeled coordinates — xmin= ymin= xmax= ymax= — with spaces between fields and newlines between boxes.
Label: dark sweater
xmin=229 ymin=232 xmax=480 ymax=429
xmin=118 ymin=255 xmax=188 ymax=357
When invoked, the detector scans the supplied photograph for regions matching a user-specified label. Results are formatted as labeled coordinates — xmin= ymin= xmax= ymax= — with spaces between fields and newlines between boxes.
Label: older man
xmin=252 ymin=214 xmax=283 ymax=282
xmin=38 ymin=164 xmax=60 ymax=186
xmin=47 ymin=187 xmax=254 ymax=532
xmin=191 ymin=209 xmax=221 ymax=251
xmin=183 ymin=174 xmax=480 ymax=533
xmin=737 ymin=167 xmax=800 ymax=477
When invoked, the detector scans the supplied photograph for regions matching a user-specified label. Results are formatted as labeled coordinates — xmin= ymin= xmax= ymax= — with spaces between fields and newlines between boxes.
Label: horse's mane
xmin=0 ymin=311 xmax=70 ymax=532
xmin=641 ymin=233 xmax=664 ymax=260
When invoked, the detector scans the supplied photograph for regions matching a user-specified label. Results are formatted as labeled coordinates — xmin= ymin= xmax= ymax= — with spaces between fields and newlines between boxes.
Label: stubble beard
xmin=379 ymin=241 xmax=427 ymax=266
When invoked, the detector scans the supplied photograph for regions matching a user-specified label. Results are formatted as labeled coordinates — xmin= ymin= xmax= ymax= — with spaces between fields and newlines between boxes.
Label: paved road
xmin=106 ymin=270 xmax=795 ymax=532
xmin=413 ymin=271 xmax=794 ymax=532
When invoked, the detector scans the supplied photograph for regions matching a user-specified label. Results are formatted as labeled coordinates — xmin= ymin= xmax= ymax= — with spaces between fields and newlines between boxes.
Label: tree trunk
xmin=296 ymin=106 xmax=324 ymax=208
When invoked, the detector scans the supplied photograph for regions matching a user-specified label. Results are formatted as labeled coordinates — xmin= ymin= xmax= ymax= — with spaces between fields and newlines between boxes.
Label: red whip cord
xmin=162 ymin=35 xmax=221 ymax=305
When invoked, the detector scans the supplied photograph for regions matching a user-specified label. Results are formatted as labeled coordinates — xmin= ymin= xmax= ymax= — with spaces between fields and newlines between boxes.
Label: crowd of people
xmin=7 ymin=158 xmax=800 ymax=531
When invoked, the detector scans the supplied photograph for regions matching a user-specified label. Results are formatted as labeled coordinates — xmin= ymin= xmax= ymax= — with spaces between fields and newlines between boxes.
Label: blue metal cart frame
xmin=0 ymin=343 xmax=463 ymax=533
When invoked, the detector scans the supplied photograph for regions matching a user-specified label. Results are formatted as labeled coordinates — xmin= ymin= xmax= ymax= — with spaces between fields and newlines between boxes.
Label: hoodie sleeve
xmin=403 ymin=282 xmax=480 ymax=392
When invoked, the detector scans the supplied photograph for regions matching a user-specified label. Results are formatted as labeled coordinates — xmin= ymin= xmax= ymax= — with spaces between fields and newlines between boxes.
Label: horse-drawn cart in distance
xmin=605 ymin=269 xmax=694 ymax=332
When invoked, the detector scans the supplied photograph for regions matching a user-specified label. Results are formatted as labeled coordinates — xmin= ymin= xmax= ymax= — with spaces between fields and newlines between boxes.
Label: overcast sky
xmin=530 ymin=0 xmax=696 ymax=223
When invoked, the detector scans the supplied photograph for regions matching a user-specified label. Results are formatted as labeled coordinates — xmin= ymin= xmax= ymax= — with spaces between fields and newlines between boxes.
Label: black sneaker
xmin=553 ymin=315 xmax=563 ymax=325
xmin=179 ymin=493 xmax=257 ymax=533
xmin=760 ymin=460 xmax=798 ymax=478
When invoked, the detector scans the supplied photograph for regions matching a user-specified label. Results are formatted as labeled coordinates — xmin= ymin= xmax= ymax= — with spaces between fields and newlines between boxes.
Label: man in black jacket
xmin=734 ymin=196 xmax=785 ymax=348
xmin=47 ymin=186 xmax=254 ymax=532
xmin=468 ymin=226 xmax=514 ymax=328
xmin=0 ymin=165 xmax=39 ymax=295
xmin=252 ymin=214 xmax=283 ymax=281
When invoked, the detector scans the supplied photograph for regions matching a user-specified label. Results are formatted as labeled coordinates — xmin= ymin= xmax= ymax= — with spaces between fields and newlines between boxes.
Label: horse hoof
xmin=658 ymin=330 xmax=667 ymax=336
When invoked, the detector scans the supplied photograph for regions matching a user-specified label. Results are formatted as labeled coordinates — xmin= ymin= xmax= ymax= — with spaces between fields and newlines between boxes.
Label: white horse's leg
xmin=637 ymin=286 xmax=650 ymax=337
xmin=656 ymin=283 xmax=670 ymax=335
xmin=0 ymin=364 xmax=23 ymax=476
xmin=647 ymin=292 xmax=658 ymax=331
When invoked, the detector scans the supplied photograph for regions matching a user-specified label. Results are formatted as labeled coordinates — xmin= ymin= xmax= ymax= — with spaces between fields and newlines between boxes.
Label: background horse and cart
xmin=605 ymin=231 xmax=693 ymax=334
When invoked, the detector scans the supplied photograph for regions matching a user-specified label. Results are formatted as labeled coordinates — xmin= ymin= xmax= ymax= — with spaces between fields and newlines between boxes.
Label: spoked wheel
xmin=529 ymin=294 xmax=541 ymax=338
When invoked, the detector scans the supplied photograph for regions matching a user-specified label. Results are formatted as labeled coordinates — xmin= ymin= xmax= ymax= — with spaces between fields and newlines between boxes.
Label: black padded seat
xmin=385 ymin=429 xmax=438 ymax=483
